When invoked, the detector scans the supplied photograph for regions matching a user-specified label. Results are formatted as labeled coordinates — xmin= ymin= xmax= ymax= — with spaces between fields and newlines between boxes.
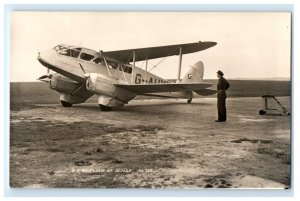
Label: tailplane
xmin=181 ymin=61 xmax=204 ymax=83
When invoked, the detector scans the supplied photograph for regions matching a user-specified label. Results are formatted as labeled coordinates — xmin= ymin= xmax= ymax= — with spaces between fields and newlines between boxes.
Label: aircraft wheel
xmin=99 ymin=104 xmax=112 ymax=111
xmin=259 ymin=110 xmax=266 ymax=115
xmin=187 ymin=99 xmax=192 ymax=104
xmin=61 ymin=100 xmax=73 ymax=107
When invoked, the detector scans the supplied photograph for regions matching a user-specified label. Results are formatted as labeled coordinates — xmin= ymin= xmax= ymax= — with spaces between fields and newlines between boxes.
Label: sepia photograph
xmin=10 ymin=12 xmax=291 ymax=189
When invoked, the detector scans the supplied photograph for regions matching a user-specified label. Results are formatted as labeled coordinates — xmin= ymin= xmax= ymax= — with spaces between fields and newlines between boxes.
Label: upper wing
xmin=116 ymin=82 xmax=213 ymax=95
xmin=102 ymin=41 xmax=217 ymax=63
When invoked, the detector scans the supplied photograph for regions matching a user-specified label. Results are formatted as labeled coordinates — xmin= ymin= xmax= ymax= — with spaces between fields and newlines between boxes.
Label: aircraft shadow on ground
xmin=74 ymin=101 xmax=213 ymax=112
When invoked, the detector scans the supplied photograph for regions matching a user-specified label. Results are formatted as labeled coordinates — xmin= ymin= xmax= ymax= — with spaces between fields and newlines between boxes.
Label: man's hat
xmin=217 ymin=70 xmax=224 ymax=76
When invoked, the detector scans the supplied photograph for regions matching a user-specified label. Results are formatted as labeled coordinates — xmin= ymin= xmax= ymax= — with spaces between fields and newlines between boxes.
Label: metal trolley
xmin=259 ymin=95 xmax=290 ymax=115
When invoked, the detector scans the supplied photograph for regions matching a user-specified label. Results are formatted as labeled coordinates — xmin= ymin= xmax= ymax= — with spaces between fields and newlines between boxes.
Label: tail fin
xmin=181 ymin=61 xmax=204 ymax=83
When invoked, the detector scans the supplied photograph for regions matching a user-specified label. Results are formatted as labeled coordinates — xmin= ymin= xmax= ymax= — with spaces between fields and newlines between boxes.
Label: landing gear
xmin=99 ymin=104 xmax=112 ymax=111
xmin=187 ymin=99 xmax=192 ymax=104
xmin=259 ymin=110 xmax=266 ymax=115
xmin=61 ymin=100 xmax=73 ymax=107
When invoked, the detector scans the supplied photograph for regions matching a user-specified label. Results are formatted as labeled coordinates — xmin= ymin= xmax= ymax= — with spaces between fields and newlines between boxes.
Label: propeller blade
xmin=38 ymin=75 xmax=49 ymax=80
xmin=37 ymin=78 xmax=50 ymax=83
xmin=79 ymin=63 xmax=86 ymax=74
xmin=38 ymin=73 xmax=52 ymax=83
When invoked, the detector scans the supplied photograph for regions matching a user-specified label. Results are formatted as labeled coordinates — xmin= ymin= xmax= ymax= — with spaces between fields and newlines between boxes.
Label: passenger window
xmin=126 ymin=66 xmax=132 ymax=74
xmin=93 ymin=57 xmax=104 ymax=64
xmin=107 ymin=61 xmax=118 ymax=69
xmin=80 ymin=53 xmax=94 ymax=61
xmin=119 ymin=65 xmax=132 ymax=74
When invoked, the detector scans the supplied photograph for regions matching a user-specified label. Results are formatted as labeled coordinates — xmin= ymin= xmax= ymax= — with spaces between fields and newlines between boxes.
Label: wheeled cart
xmin=259 ymin=95 xmax=290 ymax=115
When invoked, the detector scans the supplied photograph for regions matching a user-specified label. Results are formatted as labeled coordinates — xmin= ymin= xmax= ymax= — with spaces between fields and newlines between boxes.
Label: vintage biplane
xmin=37 ymin=41 xmax=217 ymax=111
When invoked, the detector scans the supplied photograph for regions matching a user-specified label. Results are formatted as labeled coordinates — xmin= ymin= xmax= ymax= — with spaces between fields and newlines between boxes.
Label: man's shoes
xmin=215 ymin=120 xmax=226 ymax=122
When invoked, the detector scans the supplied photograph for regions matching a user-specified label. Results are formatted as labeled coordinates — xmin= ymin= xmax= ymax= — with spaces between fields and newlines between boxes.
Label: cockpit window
xmin=80 ymin=53 xmax=94 ymax=61
xmin=54 ymin=45 xmax=81 ymax=58
xmin=55 ymin=46 xmax=71 ymax=56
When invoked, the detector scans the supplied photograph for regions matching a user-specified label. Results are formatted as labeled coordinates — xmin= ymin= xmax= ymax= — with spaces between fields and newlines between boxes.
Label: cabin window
xmin=70 ymin=48 xmax=80 ymax=58
xmin=70 ymin=48 xmax=81 ymax=58
xmin=93 ymin=57 xmax=104 ymax=64
xmin=107 ymin=61 xmax=118 ymax=69
xmin=119 ymin=65 xmax=132 ymax=74
xmin=80 ymin=53 xmax=94 ymax=61
xmin=126 ymin=66 xmax=132 ymax=74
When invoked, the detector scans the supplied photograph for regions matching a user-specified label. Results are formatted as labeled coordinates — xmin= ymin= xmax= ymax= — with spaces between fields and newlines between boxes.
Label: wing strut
xmin=120 ymin=65 xmax=129 ymax=83
xmin=176 ymin=46 xmax=183 ymax=83
xmin=102 ymin=55 xmax=112 ymax=77
xmin=131 ymin=51 xmax=136 ymax=83
xmin=144 ymin=58 xmax=148 ymax=83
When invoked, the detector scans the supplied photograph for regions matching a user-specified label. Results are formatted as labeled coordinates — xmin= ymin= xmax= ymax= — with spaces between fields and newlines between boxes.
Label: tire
xmin=259 ymin=110 xmax=266 ymax=115
xmin=187 ymin=99 xmax=192 ymax=104
xmin=61 ymin=100 xmax=73 ymax=107
xmin=99 ymin=104 xmax=112 ymax=111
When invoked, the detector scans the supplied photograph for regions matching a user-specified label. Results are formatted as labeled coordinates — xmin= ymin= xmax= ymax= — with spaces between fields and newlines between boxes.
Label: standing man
xmin=216 ymin=70 xmax=230 ymax=122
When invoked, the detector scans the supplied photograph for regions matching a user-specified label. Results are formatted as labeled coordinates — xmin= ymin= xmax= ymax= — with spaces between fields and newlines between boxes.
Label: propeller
xmin=79 ymin=62 xmax=93 ymax=89
xmin=79 ymin=63 xmax=90 ymax=78
xmin=38 ymin=67 xmax=52 ymax=83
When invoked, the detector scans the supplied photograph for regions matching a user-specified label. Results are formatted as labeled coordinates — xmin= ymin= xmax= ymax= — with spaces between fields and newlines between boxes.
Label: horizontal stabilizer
xmin=193 ymin=89 xmax=217 ymax=96
xmin=116 ymin=82 xmax=212 ymax=95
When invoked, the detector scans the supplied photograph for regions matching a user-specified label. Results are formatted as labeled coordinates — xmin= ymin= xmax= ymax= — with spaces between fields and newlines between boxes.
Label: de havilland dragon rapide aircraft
xmin=37 ymin=41 xmax=217 ymax=111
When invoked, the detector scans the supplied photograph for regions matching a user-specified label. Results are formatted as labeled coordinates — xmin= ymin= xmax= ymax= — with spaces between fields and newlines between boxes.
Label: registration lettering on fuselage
xmin=135 ymin=74 xmax=168 ymax=84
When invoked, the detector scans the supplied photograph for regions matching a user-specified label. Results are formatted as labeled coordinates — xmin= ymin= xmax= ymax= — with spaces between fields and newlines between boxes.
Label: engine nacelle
xmin=97 ymin=95 xmax=124 ymax=107
xmin=48 ymin=74 xmax=86 ymax=104
xmin=86 ymin=73 xmax=136 ymax=106
xmin=49 ymin=74 xmax=78 ymax=93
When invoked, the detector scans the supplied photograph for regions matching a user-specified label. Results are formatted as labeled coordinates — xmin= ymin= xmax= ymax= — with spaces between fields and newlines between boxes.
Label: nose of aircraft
xmin=37 ymin=51 xmax=46 ymax=65
xmin=37 ymin=49 xmax=54 ymax=68
xmin=37 ymin=49 xmax=56 ymax=82
xmin=37 ymin=51 xmax=41 ymax=61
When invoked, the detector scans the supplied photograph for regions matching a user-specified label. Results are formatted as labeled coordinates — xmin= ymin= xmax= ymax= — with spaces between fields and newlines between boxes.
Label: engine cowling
xmin=48 ymin=74 xmax=78 ymax=93
xmin=85 ymin=73 xmax=136 ymax=107
xmin=46 ymin=74 xmax=87 ymax=104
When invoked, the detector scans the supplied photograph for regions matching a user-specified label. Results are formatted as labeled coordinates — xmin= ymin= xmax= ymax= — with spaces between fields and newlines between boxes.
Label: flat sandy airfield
xmin=10 ymin=82 xmax=291 ymax=188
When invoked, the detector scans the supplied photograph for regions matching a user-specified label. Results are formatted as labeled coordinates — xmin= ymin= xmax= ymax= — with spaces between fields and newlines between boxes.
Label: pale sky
xmin=10 ymin=12 xmax=291 ymax=82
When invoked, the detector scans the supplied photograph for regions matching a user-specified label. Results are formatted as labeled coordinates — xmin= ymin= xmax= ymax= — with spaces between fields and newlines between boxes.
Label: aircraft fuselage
xmin=37 ymin=44 xmax=169 ymax=85
xmin=37 ymin=44 xmax=207 ymax=109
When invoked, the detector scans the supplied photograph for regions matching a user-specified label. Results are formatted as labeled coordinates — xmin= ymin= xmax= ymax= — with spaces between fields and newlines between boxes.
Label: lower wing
xmin=116 ymin=82 xmax=215 ymax=95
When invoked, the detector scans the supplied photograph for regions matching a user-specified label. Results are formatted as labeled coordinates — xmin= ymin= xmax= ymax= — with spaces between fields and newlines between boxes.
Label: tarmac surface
xmin=10 ymin=86 xmax=291 ymax=188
